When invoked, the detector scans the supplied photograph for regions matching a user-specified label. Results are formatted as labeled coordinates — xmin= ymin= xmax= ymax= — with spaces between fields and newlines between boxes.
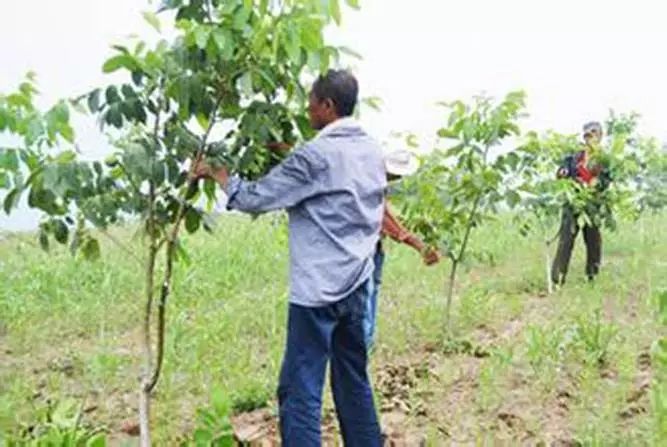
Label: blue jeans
xmin=278 ymin=279 xmax=382 ymax=447
xmin=364 ymin=247 xmax=385 ymax=348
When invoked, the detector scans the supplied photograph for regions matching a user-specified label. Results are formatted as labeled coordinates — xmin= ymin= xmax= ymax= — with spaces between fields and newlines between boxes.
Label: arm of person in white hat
xmin=382 ymin=202 xmax=441 ymax=266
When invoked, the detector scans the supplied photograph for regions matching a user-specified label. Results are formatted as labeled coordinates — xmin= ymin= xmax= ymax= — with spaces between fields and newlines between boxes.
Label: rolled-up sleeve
xmin=225 ymin=146 xmax=326 ymax=214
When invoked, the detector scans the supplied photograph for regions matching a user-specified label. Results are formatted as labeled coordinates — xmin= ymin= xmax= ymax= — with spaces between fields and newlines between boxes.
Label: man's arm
xmin=382 ymin=205 xmax=440 ymax=265
xmin=196 ymin=146 xmax=326 ymax=214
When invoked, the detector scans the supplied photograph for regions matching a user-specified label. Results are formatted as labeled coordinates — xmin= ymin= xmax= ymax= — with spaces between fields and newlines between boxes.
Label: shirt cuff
xmin=225 ymin=175 xmax=242 ymax=210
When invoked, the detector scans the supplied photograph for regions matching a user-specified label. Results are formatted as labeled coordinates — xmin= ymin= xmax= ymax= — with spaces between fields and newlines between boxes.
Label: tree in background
xmin=393 ymin=92 xmax=527 ymax=334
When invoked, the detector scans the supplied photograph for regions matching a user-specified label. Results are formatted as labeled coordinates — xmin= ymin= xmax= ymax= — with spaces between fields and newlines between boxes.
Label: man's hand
xmin=589 ymin=164 xmax=603 ymax=176
xmin=422 ymin=248 xmax=441 ymax=266
xmin=191 ymin=158 xmax=229 ymax=188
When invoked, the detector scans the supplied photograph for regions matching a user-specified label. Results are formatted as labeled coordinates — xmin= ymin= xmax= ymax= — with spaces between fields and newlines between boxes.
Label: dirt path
xmin=228 ymin=288 xmax=657 ymax=446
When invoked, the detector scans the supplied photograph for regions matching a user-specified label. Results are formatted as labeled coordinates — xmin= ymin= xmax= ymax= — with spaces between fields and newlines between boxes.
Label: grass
xmin=0 ymin=212 xmax=665 ymax=445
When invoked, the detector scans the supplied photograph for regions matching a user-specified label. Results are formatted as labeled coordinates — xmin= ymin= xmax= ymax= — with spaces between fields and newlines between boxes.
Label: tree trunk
xmin=445 ymin=260 xmax=459 ymax=333
xmin=139 ymin=111 xmax=161 ymax=445
xmin=445 ymin=191 xmax=483 ymax=333
xmin=139 ymin=383 xmax=151 ymax=447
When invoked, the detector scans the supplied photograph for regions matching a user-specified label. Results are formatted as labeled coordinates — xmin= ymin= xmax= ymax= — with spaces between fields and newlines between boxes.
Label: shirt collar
xmin=315 ymin=117 xmax=358 ymax=140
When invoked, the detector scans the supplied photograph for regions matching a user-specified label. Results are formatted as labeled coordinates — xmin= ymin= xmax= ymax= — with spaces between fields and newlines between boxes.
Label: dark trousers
xmin=551 ymin=206 xmax=602 ymax=285
xmin=278 ymin=280 xmax=382 ymax=447
xmin=363 ymin=245 xmax=385 ymax=349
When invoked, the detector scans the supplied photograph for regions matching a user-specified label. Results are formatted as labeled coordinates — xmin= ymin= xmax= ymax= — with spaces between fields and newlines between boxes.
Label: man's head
xmin=308 ymin=69 xmax=359 ymax=130
xmin=582 ymin=121 xmax=603 ymax=147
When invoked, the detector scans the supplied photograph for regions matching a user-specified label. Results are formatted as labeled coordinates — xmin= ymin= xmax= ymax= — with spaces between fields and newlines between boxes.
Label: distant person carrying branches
xmin=364 ymin=150 xmax=441 ymax=349
xmin=551 ymin=121 xmax=612 ymax=286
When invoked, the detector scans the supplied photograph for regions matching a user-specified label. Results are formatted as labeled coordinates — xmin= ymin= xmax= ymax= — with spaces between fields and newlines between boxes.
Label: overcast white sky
xmin=2 ymin=0 xmax=667 ymax=229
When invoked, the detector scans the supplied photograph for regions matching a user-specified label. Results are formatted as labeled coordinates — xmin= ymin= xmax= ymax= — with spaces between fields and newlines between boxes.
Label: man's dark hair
xmin=312 ymin=69 xmax=359 ymax=117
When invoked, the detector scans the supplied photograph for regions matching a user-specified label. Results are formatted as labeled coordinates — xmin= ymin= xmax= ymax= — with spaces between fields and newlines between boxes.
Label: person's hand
xmin=190 ymin=158 xmax=229 ymax=187
xmin=266 ymin=142 xmax=293 ymax=153
xmin=422 ymin=248 xmax=441 ymax=266
xmin=589 ymin=164 xmax=603 ymax=176
xmin=191 ymin=158 xmax=212 ymax=180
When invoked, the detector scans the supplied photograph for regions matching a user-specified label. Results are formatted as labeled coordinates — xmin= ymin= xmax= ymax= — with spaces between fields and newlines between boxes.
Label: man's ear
xmin=324 ymin=98 xmax=336 ymax=114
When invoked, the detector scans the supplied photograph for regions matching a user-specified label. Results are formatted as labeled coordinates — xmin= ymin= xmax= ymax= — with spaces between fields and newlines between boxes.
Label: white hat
xmin=384 ymin=150 xmax=419 ymax=177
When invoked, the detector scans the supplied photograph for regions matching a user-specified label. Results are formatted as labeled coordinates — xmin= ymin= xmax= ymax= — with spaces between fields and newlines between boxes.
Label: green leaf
xmin=196 ymin=113 xmax=210 ymax=132
xmin=338 ymin=45 xmax=362 ymax=60
xmin=60 ymin=125 xmax=74 ymax=143
xmin=284 ymin=27 xmax=302 ymax=66
xmin=438 ymin=128 xmax=459 ymax=139
xmin=194 ymin=26 xmax=211 ymax=50
xmin=131 ymin=70 xmax=144 ymax=86
xmin=93 ymin=161 xmax=103 ymax=176
xmin=104 ymin=155 xmax=119 ymax=167
xmin=193 ymin=429 xmax=213 ymax=444
xmin=39 ymin=229 xmax=50 ymax=252
xmin=142 ymin=11 xmax=161 ymax=33
xmin=0 ymin=149 xmax=19 ymax=171
xmin=212 ymin=28 xmax=233 ymax=58
xmin=105 ymin=86 xmax=121 ymax=104
xmin=71 ymin=98 xmax=87 ymax=115
xmin=105 ymin=104 xmax=123 ymax=128
xmin=50 ymin=101 xmax=70 ymax=124
xmin=82 ymin=237 xmax=101 ymax=260
xmin=85 ymin=433 xmax=107 ymax=447
xmin=259 ymin=0 xmax=269 ymax=14
xmin=3 ymin=188 xmax=21 ymax=214
xmin=300 ymin=20 xmax=323 ymax=51
xmin=211 ymin=387 xmax=232 ymax=416
xmin=174 ymin=239 xmax=192 ymax=266
xmin=102 ymin=55 xmax=137 ymax=74
xmin=87 ymin=89 xmax=101 ymax=113
xmin=659 ymin=290 xmax=667 ymax=325
xmin=329 ymin=0 xmax=342 ymax=25
xmin=345 ymin=0 xmax=360 ymax=8
xmin=185 ymin=207 xmax=201 ymax=234
xmin=56 ymin=150 xmax=77 ymax=164
xmin=121 ymin=84 xmax=137 ymax=99
xmin=53 ymin=220 xmax=69 ymax=244
xmin=506 ymin=190 xmax=522 ymax=208
xmin=233 ymin=6 xmax=252 ymax=30
xmin=361 ymin=96 xmax=382 ymax=112
xmin=238 ymin=72 xmax=254 ymax=97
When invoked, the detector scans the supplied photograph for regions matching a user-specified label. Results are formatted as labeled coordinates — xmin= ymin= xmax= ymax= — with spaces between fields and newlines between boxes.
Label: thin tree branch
xmin=146 ymin=95 xmax=223 ymax=393
xmin=139 ymin=98 xmax=162 ymax=447
xmin=99 ymin=228 xmax=144 ymax=267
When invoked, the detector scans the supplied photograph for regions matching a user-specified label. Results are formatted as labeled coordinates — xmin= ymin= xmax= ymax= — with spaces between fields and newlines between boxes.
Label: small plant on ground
xmin=187 ymin=388 xmax=235 ymax=447
xmin=572 ymin=309 xmax=618 ymax=366
xmin=0 ymin=399 xmax=106 ymax=447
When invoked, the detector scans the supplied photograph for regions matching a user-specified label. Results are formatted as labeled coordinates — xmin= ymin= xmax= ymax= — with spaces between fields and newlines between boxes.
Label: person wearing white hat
xmin=363 ymin=150 xmax=441 ymax=349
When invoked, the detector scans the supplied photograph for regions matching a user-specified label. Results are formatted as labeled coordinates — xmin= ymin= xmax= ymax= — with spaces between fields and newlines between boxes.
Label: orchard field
xmin=1 ymin=0 xmax=667 ymax=446
xmin=1 ymin=211 xmax=665 ymax=445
